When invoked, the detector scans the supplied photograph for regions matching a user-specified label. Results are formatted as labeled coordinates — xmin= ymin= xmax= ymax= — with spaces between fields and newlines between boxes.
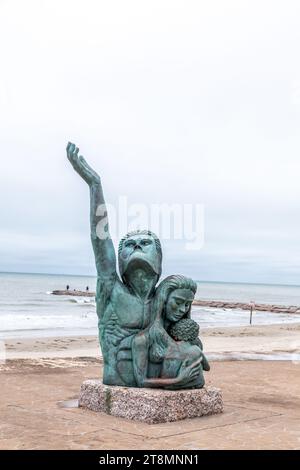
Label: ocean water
xmin=0 ymin=272 xmax=300 ymax=339
xmin=0 ymin=272 xmax=98 ymax=339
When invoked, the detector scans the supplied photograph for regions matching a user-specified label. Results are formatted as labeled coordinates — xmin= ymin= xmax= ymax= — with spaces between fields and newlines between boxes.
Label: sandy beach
xmin=1 ymin=322 xmax=300 ymax=449
xmin=1 ymin=357 xmax=300 ymax=450
xmin=3 ymin=322 xmax=300 ymax=360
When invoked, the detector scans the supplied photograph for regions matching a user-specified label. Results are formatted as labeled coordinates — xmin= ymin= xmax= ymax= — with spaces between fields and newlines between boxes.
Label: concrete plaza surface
xmin=0 ymin=358 xmax=300 ymax=450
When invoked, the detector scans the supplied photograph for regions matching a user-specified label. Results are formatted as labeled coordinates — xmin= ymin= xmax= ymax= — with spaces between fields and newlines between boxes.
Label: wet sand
xmin=3 ymin=322 xmax=300 ymax=360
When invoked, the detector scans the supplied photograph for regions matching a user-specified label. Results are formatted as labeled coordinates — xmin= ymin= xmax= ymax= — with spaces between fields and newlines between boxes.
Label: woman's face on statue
xmin=165 ymin=289 xmax=195 ymax=323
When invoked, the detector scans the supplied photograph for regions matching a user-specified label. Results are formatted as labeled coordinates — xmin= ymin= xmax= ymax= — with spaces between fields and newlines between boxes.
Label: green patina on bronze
xmin=67 ymin=142 xmax=209 ymax=389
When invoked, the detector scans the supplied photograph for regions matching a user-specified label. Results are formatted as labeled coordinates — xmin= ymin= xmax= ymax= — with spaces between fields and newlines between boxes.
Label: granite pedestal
xmin=79 ymin=380 xmax=223 ymax=424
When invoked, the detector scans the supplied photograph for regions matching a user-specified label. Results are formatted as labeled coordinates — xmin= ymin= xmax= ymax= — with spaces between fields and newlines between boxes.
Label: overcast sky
xmin=0 ymin=0 xmax=300 ymax=284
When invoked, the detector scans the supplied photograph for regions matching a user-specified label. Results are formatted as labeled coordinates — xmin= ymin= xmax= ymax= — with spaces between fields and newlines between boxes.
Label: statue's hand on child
xmin=177 ymin=357 xmax=202 ymax=384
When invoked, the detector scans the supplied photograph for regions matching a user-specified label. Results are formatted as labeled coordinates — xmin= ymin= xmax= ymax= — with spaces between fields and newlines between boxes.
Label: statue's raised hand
xmin=66 ymin=142 xmax=100 ymax=186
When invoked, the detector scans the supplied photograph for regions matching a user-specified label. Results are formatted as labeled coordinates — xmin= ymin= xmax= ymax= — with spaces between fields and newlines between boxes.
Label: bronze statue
xmin=66 ymin=142 xmax=209 ymax=389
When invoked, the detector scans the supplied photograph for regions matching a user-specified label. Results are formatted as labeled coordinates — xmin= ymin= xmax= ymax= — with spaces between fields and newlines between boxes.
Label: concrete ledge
xmin=78 ymin=379 xmax=223 ymax=424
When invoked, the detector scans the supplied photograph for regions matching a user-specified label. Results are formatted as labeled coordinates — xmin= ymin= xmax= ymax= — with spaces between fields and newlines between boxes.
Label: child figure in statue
xmin=164 ymin=317 xmax=210 ymax=387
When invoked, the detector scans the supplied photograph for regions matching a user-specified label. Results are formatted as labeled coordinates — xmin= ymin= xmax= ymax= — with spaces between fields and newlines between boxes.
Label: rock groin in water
xmin=193 ymin=299 xmax=300 ymax=314
xmin=51 ymin=290 xmax=95 ymax=297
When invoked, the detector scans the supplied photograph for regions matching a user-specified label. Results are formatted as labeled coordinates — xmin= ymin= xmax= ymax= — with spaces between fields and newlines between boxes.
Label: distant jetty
xmin=51 ymin=290 xmax=95 ymax=297
xmin=193 ymin=300 xmax=300 ymax=314
xmin=50 ymin=290 xmax=300 ymax=313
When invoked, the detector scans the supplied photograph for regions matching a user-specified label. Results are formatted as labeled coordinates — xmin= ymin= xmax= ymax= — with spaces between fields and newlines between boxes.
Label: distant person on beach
xmin=86 ymin=286 xmax=89 ymax=292
xmin=66 ymin=285 xmax=69 ymax=291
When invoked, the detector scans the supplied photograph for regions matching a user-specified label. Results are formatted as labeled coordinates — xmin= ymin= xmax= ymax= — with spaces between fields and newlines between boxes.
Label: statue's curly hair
xmin=169 ymin=317 xmax=199 ymax=342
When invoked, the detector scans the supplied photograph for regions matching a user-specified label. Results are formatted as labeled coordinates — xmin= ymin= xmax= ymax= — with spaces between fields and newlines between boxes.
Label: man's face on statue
xmin=119 ymin=234 xmax=161 ymax=277
xmin=165 ymin=289 xmax=195 ymax=323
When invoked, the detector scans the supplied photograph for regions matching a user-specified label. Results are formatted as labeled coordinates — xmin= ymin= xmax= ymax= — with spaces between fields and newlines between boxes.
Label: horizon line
xmin=0 ymin=270 xmax=299 ymax=289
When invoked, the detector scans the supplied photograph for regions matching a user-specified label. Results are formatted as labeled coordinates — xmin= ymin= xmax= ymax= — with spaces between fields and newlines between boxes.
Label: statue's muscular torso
xmin=97 ymin=277 xmax=153 ymax=386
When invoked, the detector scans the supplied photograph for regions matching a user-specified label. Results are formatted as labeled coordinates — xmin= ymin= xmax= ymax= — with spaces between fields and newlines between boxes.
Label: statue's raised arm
xmin=66 ymin=142 xmax=117 ymax=280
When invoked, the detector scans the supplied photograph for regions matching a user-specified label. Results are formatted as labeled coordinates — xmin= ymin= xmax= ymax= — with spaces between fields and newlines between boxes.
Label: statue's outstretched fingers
xmin=78 ymin=155 xmax=93 ymax=178
xmin=79 ymin=155 xmax=100 ymax=184
xmin=79 ymin=155 xmax=94 ymax=174
xmin=79 ymin=155 xmax=96 ymax=174
xmin=66 ymin=141 xmax=75 ymax=152
xmin=78 ymin=155 xmax=89 ymax=166
xmin=69 ymin=142 xmax=76 ymax=153
xmin=67 ymin=142 xmax=76 ymax=162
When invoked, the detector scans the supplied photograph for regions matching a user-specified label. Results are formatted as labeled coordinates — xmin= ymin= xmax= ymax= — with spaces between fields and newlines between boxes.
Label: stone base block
xmin=78 ymin=380 xmax=223 ymax=424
